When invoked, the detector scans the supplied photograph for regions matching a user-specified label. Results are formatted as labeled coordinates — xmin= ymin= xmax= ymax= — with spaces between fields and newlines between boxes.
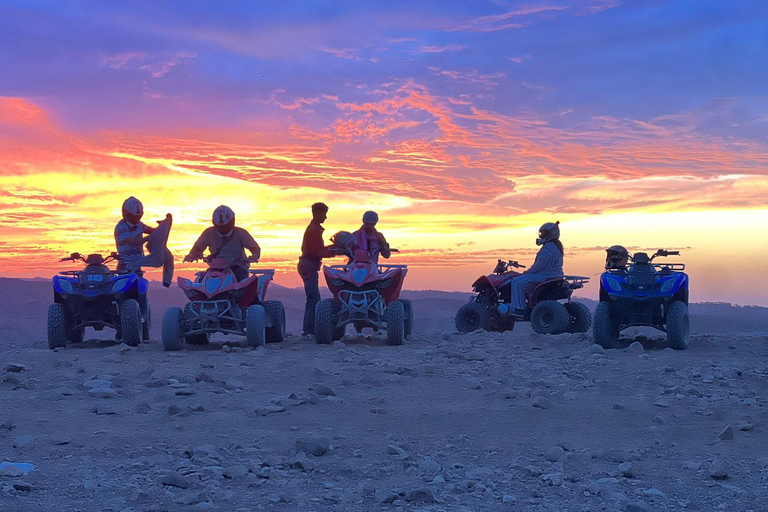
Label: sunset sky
xmin=1 ymin=1 xmax=766 ymax=305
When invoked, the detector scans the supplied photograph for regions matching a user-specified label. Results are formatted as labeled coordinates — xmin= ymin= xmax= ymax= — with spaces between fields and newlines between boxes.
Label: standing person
xmin=115 ymin=196 xmax=155 ymax=272
xmin=183 ymin=205 xmax=260 ymax=282
xmin=353 ymin=211 xmax=391 ymax=265
xmin=511 ymin=221 xmax=564 ymax=316
xmin=298 ymin=203 xmax=337 ymax=336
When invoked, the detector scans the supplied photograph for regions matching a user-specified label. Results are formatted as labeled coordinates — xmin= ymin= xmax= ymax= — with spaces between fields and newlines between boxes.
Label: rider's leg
xmin=232 ymin=266 xmax=249 ymax=282
xmin=298 ymin=261 xmax=320 ymax=335
xmin=511 ymin=274 xmax=546 ymax=312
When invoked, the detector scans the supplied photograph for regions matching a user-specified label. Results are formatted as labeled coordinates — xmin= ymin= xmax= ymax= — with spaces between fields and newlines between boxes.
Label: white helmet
xmin=212 ymin=205 xmax=235 ymax=226
xmin=122 ymin=196 xmax=144 ymax=216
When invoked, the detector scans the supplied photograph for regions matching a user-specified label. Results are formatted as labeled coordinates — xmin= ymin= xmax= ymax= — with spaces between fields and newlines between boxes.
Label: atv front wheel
xmin=398 ymin=299 xmax=413 ymax=338
xmin=162 ymin=307 xmax=184 ymax=351
xmin=263 ymin=300 xmax=286 ymax=343
xmin=47 ymin=303 xmax=67 ymax=350
xmin=455 ymin=302 xmax=491 ymax=333
xmin=246 ymin=305 xmax=266 ymax=347
xmin=385 ymin=300 xmax=405 ymax=346
xmin=666 ymin=301 xmax=690 ymax=350
xmin=565 ymin=302 xmax=592 ymax=333
xmin=120 ymin=299 xmax=143 ymax=347
xmin=530 ymin=300 xmax=571 ymax=334
xmin=593 ymin=301 xmax=619 ymax=349
xmin=314 ymin=299 xmax=338 ymax=345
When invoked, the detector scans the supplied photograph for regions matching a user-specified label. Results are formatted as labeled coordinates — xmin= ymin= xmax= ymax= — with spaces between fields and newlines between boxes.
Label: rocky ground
xmin=1 ymin=322 xmax=767 ymax=511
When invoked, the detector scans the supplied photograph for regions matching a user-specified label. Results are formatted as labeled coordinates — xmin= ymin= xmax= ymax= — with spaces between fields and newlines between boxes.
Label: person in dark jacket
xmin=298 ymin=203 xmax=338 ymax=336
xmin=511 ymin=221 xmax=564 ymax=316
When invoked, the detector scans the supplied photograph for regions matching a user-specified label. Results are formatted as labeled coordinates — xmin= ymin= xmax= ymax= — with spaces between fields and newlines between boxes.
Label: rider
xmin=114 ymin=196 xmax=155 ymax=272
xmin=298 ymin=202 xmax=340 ymax=336
xmin=353 ymin=211 xmax=391 ymax=265
xmin=511 ymin=221 xmax=564 ymax=316
xmin=184 ymin=205 xmax=261 ymax=282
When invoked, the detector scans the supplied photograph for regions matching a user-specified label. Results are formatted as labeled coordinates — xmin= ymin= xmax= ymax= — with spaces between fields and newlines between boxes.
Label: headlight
xmin=111 ymin=278 xmax=131 ymax=293
xmin=56 ymin=278 xmax=74 ymax=294
xmin=378 ymin=279 xmax=392 ymax=289
xmin=605 ymin=276 xmax=623 ymax=293
xmin=331 ymin=279 xmax=346 ymax=287
xmin=659 ymin=278 xmax=677 ymax=293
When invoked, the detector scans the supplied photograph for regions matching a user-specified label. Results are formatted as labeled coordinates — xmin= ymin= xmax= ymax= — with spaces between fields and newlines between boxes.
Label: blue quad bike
xmin=47 ymin=252 xmax=150 ymax=349
xmin=594 ymin=249 xmax=690 ymax=350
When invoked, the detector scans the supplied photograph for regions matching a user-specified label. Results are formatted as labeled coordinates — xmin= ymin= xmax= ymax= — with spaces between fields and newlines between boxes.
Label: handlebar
xmin=651 ymin=249 xmax=680 ymax=261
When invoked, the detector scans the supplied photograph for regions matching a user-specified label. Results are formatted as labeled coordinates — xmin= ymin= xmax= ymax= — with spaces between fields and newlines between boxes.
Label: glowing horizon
xmin=1 ymin=2 xmax=766 ymax=305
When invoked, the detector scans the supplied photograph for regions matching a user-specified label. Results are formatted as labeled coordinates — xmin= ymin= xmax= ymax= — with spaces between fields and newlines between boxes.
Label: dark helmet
xmin=605 ymin=245 xmax=629 ymax=270
xmin=536 ymin=221 xmax=560 ymax=246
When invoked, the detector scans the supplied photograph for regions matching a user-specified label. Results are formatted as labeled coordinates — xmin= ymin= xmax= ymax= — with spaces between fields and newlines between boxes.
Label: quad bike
xmin=315 ymin=233 xmax=411 ymax=345
xmin=48 ymin=252 xmax=150 ymax=349
xmin=594 ymin=249 xmax=690 ymax=349
xmin=455 ymin=258 xmax=591 ymax=335
xmin=162 ymin=257 xmax=285 ymax=351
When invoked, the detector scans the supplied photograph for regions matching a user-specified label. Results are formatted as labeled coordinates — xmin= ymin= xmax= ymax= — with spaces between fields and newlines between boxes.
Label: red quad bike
xmin=315 ymin=245 xmax=411 ymax=346
xmin=161 ymin=257 xmax=285 ymax=351
xmin=455 ymin=259 xmax=592 ymax=335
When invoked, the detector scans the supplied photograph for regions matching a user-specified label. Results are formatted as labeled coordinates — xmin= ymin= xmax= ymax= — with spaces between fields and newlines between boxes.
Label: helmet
xmin=212 ymin=205 xmax=235 ymax=235
xmin=330 ymin=231 xmax=356 ymax=258
xmin=212 ymin=205 xmax=235 ymax=226
xmin=122 ymin=197 xmax=144 ymax=224
xmin=362 ymin=211 xmax=379 ymax=225
xmin=605 ymin=245 xmax=629 ymax=270
xmin=536 ymin=221 xmax=560 ymax=246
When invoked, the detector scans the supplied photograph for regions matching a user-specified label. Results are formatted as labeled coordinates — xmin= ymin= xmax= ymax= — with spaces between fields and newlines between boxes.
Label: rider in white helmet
xmin=510 ymin=221 xmax=565 ymax=316
xmin=184 ymin=205 xmax=261 ymax=281
xmin=114 ymin=196 xmax=155 ymax=271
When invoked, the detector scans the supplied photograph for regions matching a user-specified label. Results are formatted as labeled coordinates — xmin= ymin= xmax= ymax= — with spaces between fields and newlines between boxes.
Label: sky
xmin=0 ymin=0 xmax=766 ymax=305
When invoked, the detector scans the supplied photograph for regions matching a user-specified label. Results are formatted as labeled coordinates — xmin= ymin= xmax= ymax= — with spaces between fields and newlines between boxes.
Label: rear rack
xmin=565 ymin=275 xmax=589 ymax=289
xmin=653 ymin=263 xmax=686 ymax=271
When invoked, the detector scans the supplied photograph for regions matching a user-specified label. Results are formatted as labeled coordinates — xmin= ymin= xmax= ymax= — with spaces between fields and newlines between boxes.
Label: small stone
xmin=502 ymin=494 xmax=517 ymax=504
xmin=387 ymin=445 xmax=409 ymax=459
xmin=618 ymin=462 xmax=634 ymax=478
xmin=653 ymin=397 xmax=669 ymax=408
xmin=224 ymin=379 xmax=244 ymax=390
xmin=625 ymin=501 xmax=651 ymax=512
xmin=542 ymin=472 xmax=563 ymax=486
xmin=626 ymin=342 xmax=644 ymax=354
xmin=523 ymin=465 xmax=542 ymax=477
xmin=545 ymin=446 xmax=566 ymax=463
xmin=613 ymin=403 xmax=625 ymax=410
xmin=418 ymin=457 xmax=442 ymax=477
xmin=12 ymin=481 xmax=33 ymax=491
xmin=89 ymin=387 xmax=118 ymax=399
xmin=312 ymin=383 xmax=336 ymax=396
xmin=0 ymin=466 xmax=24 ymax=477
xmin=683 ymin=385 xmax=700 ymax=395
xmin=13 ymin=435 xmax=36 ymax=451
xmin=465 ymin=467 xmax=495 ymax=480
xmin=175 ymin=387 xmax=196 ymax=396
xmin=643 ymin=488 xmax=666 ymax=498
xmin=135 ymin=402 xmax=152 ymax=414
xmin=588 ymin=344 xmax=604 ymax=354
xmin=295 ymin=438 xmax=330 ymax=457
xmin=254 ymin=405 xmax=285 ymax=416
xmin=160 ymin=472 xmax=190 ymax=489
xmin=532 ymin=397 xmax=551 ymax=409
xmin=709 ymin=459 xmax=729 ymax=479
xmin=167 ymin=405 xmax=182 ymax=416
xmin=718 ymin=426 xmax=734 ymax=441
xmin=195 ymin=372 xmax=214 ymax=383
xmin=404 ymin=487 xmax=435 ymax=503
xmin=3 ymin=364 xmax=25 ymax=373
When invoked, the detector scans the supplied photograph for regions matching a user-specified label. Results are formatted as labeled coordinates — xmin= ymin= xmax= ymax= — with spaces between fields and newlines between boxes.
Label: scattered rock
xmin=13 ymin=435 xmax=36 ymax=451
xmin=618 ymin=462 xmax=634 ymax=478
xmin=626 ymin=342 xmax=644 ymax=354
xmin=0 ymin=465 xmax=25 ymax=477
xmin=224 ymin=379 xmax=245 ymax=390
xmin=588 ymin=344 xmax=604 ymax=354
xmin=89 ymin=387 xmax=118 ymax=399
xmin=718 ymin=425 xmax=734 ymax=441
xmin=643 ymin=488 xmax=666 ymax=498
xmin=3 ymin=364 xmax=25 ymax=373
xmin=404 ymin=487 xmax=435 ymax=503
xmin=625 ymin=501 xmax=652 ymax=512
xmin=312 ymin=383 xmax=336 ymax=397
xmin=159 ymin=472 xmax=190 ymax=489
xmin=545 ymin=446 xmax=566 ymax=463
xmin=135 ymin=402 xmax=152 ymax=414
xmin=523 ymin=465 xmax=543 ymax=477
xmin=167 ymin=405 xmax=182 ymax=416
xmin=296 ymin=438 xmax=330 ymax=457
xmin=418 ymin=457 xmax=442 ymax=477
xmin=12 ymin=481 xmax=33 ymax=492
xmin=254 ymin=405 xmax=285 ymax=416
xmin=175 ymin=387 xmax=197 ymax=396
xmin=709 ymin=459 xmax=729 ymax=480
xmin=532 ymin=397 xmax=551 ymax=409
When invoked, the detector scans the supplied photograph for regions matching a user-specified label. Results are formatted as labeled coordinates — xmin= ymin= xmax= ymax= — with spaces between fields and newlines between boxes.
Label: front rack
xmin=328 ymin=264 xmax=408 ymax=274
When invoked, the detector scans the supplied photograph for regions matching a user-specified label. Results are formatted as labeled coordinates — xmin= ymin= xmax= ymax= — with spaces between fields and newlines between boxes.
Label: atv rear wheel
xmin=47 ymin=303 xmax=67 ymax=350
xmin=666 ymin=301 xmax=690 ymax=350
xmin=162 ymin=307 xmax=184 ymax=351
xmin=263 ymin=301 xmax=286 ymax=343
xmin=398 ymin=299 xmax=413 ymax=338
xmin=120 ymin=299 xmax=143 ymax=347
xmin=385 ymin=300 xmax=405 ymax=346
xmin=315 ymin=299 xmax=338 ymax=345
xmin=530 ymin=300 xmax=571 ymax=334
xmin=246 ymin=305 xmax=266 ymax=347
xmin=455 ymin=302 xmax=491 ymax=333
xmin=593 ymin=301 xmax=620 ymax=349
xmin=565 ymin=302 xmax=592 ymax=333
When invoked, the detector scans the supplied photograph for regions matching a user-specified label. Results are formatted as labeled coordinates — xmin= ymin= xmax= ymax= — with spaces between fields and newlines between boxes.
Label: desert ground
xmin=1 ymin=278 xmax=767 ymax=512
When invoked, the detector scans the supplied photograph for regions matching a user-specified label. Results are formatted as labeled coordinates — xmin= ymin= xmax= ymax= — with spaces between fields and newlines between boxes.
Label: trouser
xmin=298 ymin=259 xmax=321 ymax=334
xmin=232 ymin=266 xmax=249 ymax=282
xmin=512 ymin=273 xmax=548 ymax=310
